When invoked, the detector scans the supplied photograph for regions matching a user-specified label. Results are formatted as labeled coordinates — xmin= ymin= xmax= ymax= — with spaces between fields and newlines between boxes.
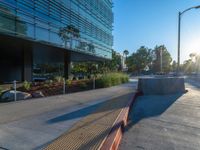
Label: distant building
xmin=116 ymin=52 xmax=127 ymax=71
xmin=0 ymin=0 xmax=113 ymax=83
xmin=121 ymin=54 xmax=128 ymax=71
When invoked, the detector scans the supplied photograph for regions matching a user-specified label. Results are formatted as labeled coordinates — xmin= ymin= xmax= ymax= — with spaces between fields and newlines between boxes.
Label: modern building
xmin=0 ymin=0 xmax=113 ymax=83
xmin=116 ymin=52 xmax=127 ymax=71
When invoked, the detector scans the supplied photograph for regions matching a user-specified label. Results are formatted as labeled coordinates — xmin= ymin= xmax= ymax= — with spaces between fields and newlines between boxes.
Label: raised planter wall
xmin=138 ymin=77 xmax=185 ymax=95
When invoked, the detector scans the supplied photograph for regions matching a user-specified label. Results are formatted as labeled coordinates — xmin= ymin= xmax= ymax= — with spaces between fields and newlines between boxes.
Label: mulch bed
xmin=17 ymin=80 xmax=94 ymax=97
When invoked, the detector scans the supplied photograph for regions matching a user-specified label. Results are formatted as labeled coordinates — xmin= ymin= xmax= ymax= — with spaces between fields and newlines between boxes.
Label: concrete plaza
xmin=120 ymin=79 xmax=200 ymax=150
xmin=0 ymin=80 xmax=137 ymax=150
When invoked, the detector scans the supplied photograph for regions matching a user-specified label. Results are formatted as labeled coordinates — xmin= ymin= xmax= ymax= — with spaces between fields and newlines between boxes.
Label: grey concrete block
xmin=138 ymin=77 xmax=185 ymax=95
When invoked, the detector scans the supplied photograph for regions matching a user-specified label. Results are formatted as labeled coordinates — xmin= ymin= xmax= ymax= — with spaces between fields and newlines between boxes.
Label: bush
xmin=96 ymin=73 xmax=129 ymax=88
xmin=121 ymin=75 xmax=129 ymax=83
xmin=79 ymin=82 xmax=87 ymax=89
xmin=96 ymin=76 xmax=111 ymax=88
xmin=54 ymin=76 xmax=64 ymax=83
xmin=45 ymin=80 xmax=54 ymax=85
xmin=23 ymin=81 xmax=31 ymax=91
xmin=43 ymin=83 xmax=50 ymax=88
xmin=66 ymin=79 xmax=72 ymax=88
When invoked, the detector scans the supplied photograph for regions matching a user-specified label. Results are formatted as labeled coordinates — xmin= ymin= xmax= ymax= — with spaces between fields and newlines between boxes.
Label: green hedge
xmin=96 ymin=73 xmax=129 ymax=88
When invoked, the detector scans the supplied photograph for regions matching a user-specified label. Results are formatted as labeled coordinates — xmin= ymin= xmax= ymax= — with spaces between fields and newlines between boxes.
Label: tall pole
xmin=13 ymin=80 xmax=17 ymax=101
xmin=160 ymin=46 xmax=163 ymax=72
xmin=177 ymin=12 xmax=181 ymax=74
xmin=177 ymin=6 xmax=200 ymax=74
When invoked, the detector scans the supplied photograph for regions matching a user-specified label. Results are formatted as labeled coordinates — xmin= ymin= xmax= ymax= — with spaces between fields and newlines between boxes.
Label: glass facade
xmin=0 ymin=0 xmax=113 ymax=59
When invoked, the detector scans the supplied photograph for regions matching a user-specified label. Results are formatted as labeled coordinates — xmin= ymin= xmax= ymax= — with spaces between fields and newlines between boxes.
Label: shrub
xmin=66 ymin=79 xmax=72 ymax=88
xmin=121 ymin=75 xmax=129 ymax=83
xmin=96 ymin=73 xmax=129 ymax=88
xmin=23 ymin=81 xmax=31 ymax=91
xmin=79 ymin=82 xmax=87 ymax=89
xmin=96 ymin=76 xmax=111 ymax=88
xmin=45 ymin=80 xmax=54 ymax=85
xmin=110 ymin=74 xmax=121 ymax=85
xmin=43 ymin=83 xmax=50 ymax=88
xmin=54 ymin=76 xmax=64 ymax=83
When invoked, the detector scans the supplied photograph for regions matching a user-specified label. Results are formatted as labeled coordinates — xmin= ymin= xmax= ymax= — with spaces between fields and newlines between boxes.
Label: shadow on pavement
xmin=47 ymin=102 xmax=100 ymax=124
xmin=0 ymin=147 xmax=9 ymax=150
xmin=125 ymin=93 xmax=183 ymax=132
xmin=47 ymin=93 xmax=132 ymax=124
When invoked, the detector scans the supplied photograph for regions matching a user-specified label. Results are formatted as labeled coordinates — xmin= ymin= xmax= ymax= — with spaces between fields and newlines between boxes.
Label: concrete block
xmin=138 ymin=77 xmax=185 ymax=95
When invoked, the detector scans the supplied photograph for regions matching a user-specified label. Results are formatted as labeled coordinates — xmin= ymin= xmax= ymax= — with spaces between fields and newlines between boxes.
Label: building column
xmin=23 ymin=47 xmax=33 ymax=82
xmin=64 ymin=52 xmax=71 ymax=79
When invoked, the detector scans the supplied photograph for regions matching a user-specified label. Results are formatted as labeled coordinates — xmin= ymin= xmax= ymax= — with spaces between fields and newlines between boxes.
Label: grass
xmin=96 ymin=73 xmax=129 ymax=88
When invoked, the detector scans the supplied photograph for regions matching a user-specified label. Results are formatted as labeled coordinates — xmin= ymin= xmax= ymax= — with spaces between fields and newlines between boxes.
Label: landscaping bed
xmin=0 ymin=73 xmax=129 ymax=102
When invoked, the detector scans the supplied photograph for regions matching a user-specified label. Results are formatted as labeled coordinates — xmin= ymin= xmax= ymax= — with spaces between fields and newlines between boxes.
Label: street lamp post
xmin=160 ymin=46 xmax=163 ymax=73
xmin=177 ymin=5 xmax=200 ymax=74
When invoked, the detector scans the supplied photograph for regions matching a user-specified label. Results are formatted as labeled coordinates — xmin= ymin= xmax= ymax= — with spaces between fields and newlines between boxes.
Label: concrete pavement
xmin=120 ymin=80 xmax=200 ymax=150
xmin=0 ymin=80 xmax=137 ymax=150
xmin=45 ymin=93 xmax=134 ymax=150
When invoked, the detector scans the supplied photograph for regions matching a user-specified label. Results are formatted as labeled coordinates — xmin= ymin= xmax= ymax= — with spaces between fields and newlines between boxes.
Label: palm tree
xmin=123 ymin=50 xmax=129 ymax=66
xmin=123 ymin=50 xmax=129 ymax=59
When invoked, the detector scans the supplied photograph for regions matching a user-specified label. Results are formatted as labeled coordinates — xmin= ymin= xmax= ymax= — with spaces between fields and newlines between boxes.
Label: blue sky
xmin=113 ymin=0 xmax=200 ymax=63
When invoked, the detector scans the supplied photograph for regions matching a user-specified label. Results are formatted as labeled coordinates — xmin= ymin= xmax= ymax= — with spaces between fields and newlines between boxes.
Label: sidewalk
xmin=120 ymin=80 xmax=200 ymax=150
xmin=0 ymin=80 xmax=137 ymax=150
xmin=45 ymin=93 xmax=134 ymax=150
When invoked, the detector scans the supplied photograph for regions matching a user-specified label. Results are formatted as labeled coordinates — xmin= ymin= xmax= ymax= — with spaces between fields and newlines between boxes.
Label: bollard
xmin=63 ymin=78 xmax=66 ymax=94
xmin=13 ymin=80 xmax=17 ymax=101
xmin=93 ymin=77 xmax=95 ymax=89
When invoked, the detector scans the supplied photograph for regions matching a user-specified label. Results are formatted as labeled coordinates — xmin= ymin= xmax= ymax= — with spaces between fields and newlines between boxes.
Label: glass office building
xmin=0 ymin=0 xmax=113 ymax=82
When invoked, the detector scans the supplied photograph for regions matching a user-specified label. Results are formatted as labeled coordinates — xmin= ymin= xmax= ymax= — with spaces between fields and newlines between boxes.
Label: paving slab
xmin=120 ymin=80 xmax=200 ymax=150
xmin=0 ymin=81 xmax=137 ymax=150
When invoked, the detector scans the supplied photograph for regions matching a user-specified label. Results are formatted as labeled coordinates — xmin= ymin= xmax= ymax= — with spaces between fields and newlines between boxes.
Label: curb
xmin=99 ymin=92 xmax=141 ymax=150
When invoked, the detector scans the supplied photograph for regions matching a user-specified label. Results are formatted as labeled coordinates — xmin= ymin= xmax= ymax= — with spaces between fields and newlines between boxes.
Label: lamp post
xmin=177 ymin=5 xmax=200 ymax=74
xmin=160 ymin=46 xmax=163 ymax=73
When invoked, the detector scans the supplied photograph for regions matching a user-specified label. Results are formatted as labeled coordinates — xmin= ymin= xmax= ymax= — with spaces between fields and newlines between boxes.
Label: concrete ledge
xmin=138 ymin=77 xmax=185 ymax=95
xmin=100 ymin=92 xmax=140 ymax=150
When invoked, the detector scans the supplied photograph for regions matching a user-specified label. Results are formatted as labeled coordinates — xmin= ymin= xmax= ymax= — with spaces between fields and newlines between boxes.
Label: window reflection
xmin=0 ymin=0 xmax=113 ymax=59
xmin=33 ymin=63 xmax=64 ymax=80
xmin=35 ymin=27 xmax=49 ymax=42
xmin=33 ymin=46 xmax=64 ymax=80
xmin=0 ymin=5 xmax=16 ymax=32
xmin=16 ymin=20 xmax=27 ymax=36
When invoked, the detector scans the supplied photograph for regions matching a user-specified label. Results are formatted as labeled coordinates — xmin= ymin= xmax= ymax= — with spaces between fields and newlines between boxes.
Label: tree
xmin=71 ymin=50 xmax=122 ymax=77
xmin=171 ymin=60 xmax=177 ymax=72
xmin=183 ymin=53 xmax=200 ymax=74
xmin=126 ymin=46 xmax=152 ymax=73
xmin=71 ymin=63 xmax=87 ymax=75
xmin=195 ymin=54 xmax=200 ymax=74
xmin=182 ymin=59 xmax=194 ymax=74
xmin=152 ymin=45 xmax=172 ymax=73
xmin=101 ymin=50 xmax=122 ymax=72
